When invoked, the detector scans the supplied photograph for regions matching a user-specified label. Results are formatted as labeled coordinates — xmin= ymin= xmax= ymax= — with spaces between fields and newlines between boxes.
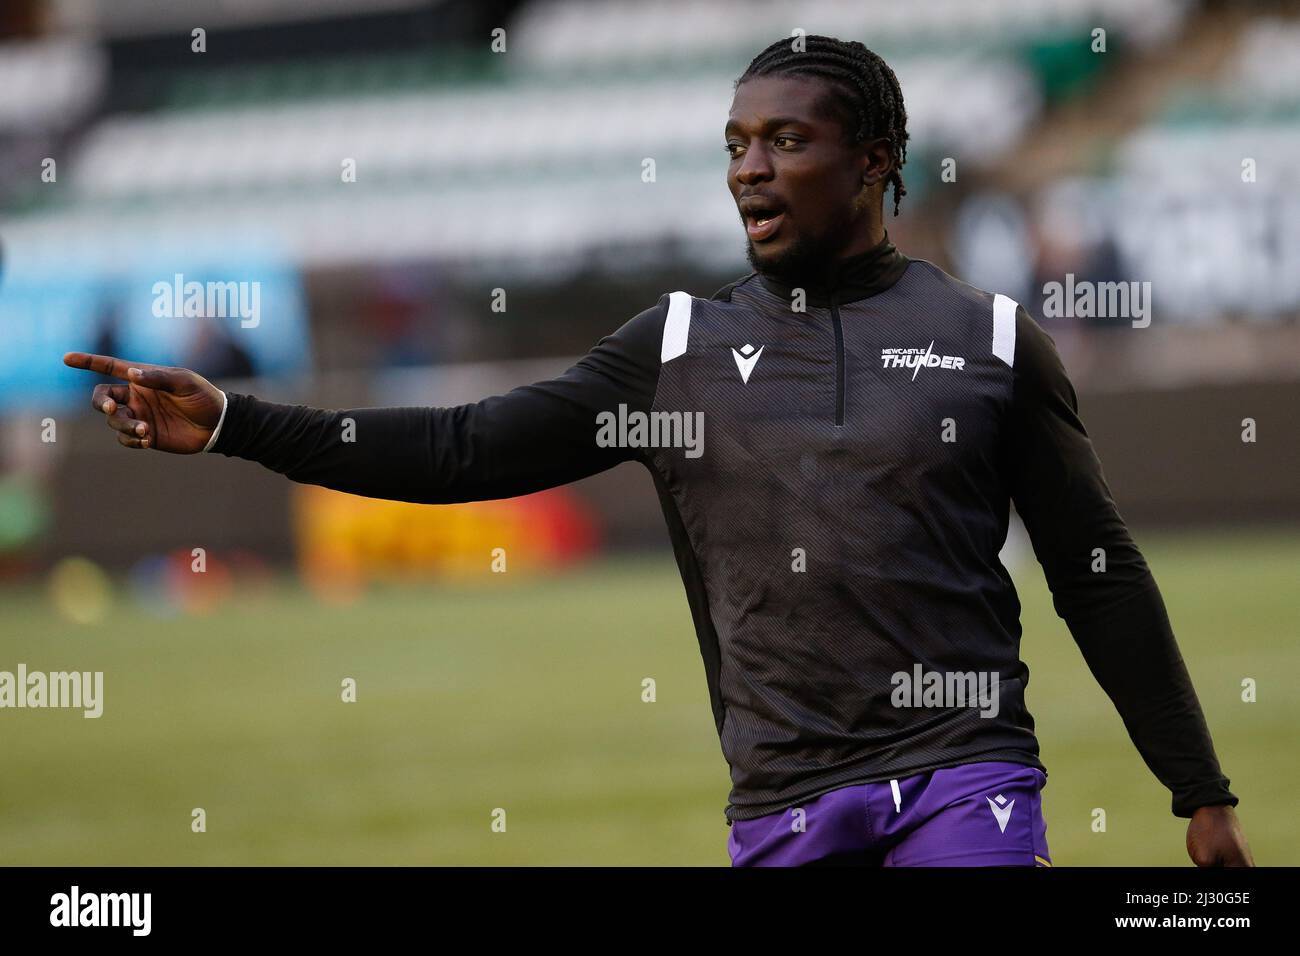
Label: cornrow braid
xmin=736 ymin=35 xmax=910 ymax=216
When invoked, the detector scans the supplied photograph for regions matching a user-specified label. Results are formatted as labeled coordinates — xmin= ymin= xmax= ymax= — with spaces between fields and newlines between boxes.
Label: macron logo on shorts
xmin=987 ymin=793 xmax=1015 ymax=833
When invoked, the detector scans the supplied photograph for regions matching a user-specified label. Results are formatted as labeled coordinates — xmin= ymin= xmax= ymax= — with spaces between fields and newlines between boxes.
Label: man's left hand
xmin=1187 ymin=805 xmax=1253 ymax=866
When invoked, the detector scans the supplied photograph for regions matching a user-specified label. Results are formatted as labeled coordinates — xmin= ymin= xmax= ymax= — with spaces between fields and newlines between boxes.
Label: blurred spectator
xmin=186 ymin=320 xmax=255 ymax=380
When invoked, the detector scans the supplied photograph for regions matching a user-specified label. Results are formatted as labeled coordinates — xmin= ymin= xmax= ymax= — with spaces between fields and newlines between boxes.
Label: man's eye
xmin=775 ymin=136 xmax=799 ymax=148
xmin=725 ymin=143 xmax=742 ymax=157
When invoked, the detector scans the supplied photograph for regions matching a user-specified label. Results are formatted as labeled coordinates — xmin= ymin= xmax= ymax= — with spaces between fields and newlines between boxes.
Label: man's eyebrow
xmin=724 ymin=116 xmax=811 ymax=135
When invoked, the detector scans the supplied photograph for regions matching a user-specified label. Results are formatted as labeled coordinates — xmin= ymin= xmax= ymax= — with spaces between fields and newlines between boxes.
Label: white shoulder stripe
xmin=661 ymin=290 xmax=692 ymax=363
xmin=992 ymin=293 xmax=1017 ymax=368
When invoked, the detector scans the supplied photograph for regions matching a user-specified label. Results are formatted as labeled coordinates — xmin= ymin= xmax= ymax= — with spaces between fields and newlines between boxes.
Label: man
xmin=65 ymin=35 xmax=1251 ymax=867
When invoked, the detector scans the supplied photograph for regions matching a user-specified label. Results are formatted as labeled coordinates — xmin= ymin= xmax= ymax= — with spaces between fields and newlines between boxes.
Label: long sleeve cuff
xmin=202 ymin=390 xmax=229 ymax=453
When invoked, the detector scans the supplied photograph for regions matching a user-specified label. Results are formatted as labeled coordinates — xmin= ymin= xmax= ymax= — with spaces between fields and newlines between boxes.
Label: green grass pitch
xmin=1 ymin=527 xmax=1295 ymax=865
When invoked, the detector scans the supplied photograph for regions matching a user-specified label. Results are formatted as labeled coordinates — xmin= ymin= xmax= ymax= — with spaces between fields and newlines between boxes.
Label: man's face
xmin=725 ymin=74 xmax=872 ymax=281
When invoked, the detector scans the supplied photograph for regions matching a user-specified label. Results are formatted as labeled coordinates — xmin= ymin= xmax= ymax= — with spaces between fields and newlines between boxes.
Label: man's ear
xmin=861 ymin=137 xmax=894 ymax=186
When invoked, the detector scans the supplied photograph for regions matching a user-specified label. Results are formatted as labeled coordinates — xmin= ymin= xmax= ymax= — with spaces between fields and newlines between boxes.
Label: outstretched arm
xmin=1003 ymin=305 xmax=1251 ymax=866
xmin=66 ymin=296 xmax=669 ymax=504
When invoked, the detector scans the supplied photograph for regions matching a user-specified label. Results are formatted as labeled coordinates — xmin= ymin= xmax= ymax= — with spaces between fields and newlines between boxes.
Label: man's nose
xmin=734 ymin=145 xmax=773 ymax=185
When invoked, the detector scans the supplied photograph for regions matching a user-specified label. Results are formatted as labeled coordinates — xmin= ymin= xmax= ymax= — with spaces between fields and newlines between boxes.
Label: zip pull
xmin=890 ymin=778 xmax=902 ymax=813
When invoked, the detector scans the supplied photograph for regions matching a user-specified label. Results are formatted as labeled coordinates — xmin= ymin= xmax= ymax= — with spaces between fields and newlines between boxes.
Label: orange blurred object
xmin=291 ymin=486 xmax=600 ymax=591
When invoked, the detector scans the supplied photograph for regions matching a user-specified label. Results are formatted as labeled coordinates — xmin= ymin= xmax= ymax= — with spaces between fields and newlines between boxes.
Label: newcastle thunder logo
xmin=881 ymin=341 xmax=966 ymax=379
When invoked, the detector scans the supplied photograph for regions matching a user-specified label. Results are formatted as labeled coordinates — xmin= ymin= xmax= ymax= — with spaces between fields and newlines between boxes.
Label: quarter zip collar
xmin=757 ymin=232 xmax=909 ymax=308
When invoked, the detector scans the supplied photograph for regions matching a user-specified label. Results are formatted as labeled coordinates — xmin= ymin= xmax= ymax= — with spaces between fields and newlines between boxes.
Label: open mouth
xmin=743 ymin=201 xmax=780 ymax=243
xmin=745 ymin=211 xmax=785 ymax=242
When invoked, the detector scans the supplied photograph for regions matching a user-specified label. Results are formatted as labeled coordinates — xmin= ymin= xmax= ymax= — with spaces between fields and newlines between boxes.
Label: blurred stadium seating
xmin=0 ymin=0 xmax=1294 ymax=552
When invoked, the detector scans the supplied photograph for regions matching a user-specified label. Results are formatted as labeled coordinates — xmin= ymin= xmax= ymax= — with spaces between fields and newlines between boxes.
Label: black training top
xmin=210 ymin=234 xmax=1238 ymax=822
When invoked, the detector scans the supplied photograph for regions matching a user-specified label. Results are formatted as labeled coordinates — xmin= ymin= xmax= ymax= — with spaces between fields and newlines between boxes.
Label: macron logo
xmin=732 ymin=344 xmax=764 ymax=384
xmin=987 ymin=794 xmax=1015 ymax=833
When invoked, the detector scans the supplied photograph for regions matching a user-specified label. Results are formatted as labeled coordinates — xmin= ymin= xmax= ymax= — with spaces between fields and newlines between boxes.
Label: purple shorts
xmin=728 ymin=761 xmax=1051 ymax=867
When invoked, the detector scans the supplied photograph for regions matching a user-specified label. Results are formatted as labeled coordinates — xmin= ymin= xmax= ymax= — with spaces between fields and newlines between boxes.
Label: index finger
xmin=63 ymin=352 xmax=153 ymax=380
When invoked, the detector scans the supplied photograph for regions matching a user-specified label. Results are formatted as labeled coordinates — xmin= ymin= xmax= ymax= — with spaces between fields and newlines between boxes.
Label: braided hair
xmin=736 ymin=35 xmax=910 ymax=216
